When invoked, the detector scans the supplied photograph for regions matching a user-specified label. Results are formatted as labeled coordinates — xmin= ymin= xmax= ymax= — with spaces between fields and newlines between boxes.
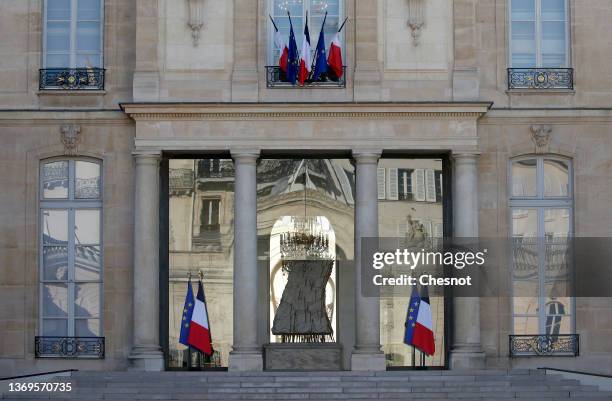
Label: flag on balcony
xmin=287 ymin=13 xmax=299 ymax=85
xmin=327 ymin=33 xmax=343 ymax=79
xmin=179 ymin=278 xmax=195 ymax=347
xmin=187 ymin=280 xmax=214 ymax=356
xmin=312 ymin=12 xmax=328 ymax=81
xmin=298 ymin=14 xmax=312 ymax=86
xmin=270 ymin=16 xmax=288 ymax=73
xmin=404 ymin=285 xmax=435 ymax=356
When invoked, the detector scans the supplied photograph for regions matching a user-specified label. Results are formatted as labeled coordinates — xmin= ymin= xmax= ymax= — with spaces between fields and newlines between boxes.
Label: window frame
xmin=508 ymin=155 xmax=575 ymax=336
xmin=42 ymin=0 xmax=105 ymax=69
xmin=39 ymin=157 xmax=104 ymax=339
xmin=267 ymin=0 xmax=345 ymax=66
xmin=508 ymin=0 xmax=570 ymax=68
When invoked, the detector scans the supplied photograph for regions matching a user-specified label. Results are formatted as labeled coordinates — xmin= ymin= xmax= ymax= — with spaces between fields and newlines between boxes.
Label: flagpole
xmin=187 ymin=271 xmax=193 ymax=369
xmin=310 ymin=11 xmax=327 ymax=72
xmin=338 ymin=17 xmax=349 ymax=33
xmin=269 ymin=14 xmax=279 ymax=32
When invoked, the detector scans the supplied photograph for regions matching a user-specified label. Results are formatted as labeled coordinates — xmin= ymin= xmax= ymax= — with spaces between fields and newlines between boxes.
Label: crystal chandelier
xmin=279 ymin=216 xmax=331 ymax=260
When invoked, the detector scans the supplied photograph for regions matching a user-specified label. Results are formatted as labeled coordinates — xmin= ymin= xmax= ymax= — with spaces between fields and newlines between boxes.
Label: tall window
xmin=509 ymin=0 xmax=569 ymax=68
xmin=269 ymin=0 xmax=343 ymax=64
xmin=510 ymin=156 xmax=574 ymax=335
xmin=44 ymin=0 xmax=104 ymax=68
xmin=40 ymin=159 xmax=102 ymax=339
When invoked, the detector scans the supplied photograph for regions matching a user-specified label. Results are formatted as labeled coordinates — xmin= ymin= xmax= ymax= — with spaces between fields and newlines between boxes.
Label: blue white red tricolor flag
xmin=273 ymin=22 xmax=288 ymax=73
xmin=298 ymin=14 xmax=312 ymax=86
xmin=179 ymin=279 xmax=213 ymax=356
xmin=404 ymin=285 xmax=435 ymax=356
xmin=327 ymin=32 xmax=343 ymax=79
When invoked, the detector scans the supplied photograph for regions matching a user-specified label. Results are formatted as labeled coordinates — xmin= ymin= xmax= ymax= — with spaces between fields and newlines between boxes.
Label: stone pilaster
xmin=452 ymin=0 xmax=480 ymax=100
xmin=353 ymin=0 xmax=382 ymax=101
xmin=351 ymin=150 xmax=385 ymax=371
xmin=449 ymin=153 xmax=485 ymax=369
xmin=133 ymin=0 xmax=160 ymax=101
xmin=228 ymin=149 xmax=263 ymax=371
xmin=129 ymin=152 xmax=164 ymax=371
xmin=231 ymin=0 xmax=259 ymax=101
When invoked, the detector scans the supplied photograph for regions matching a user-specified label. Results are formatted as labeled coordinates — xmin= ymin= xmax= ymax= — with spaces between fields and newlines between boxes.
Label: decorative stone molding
xmin=530 ymin=124 xmax=552 ymax=154
xmin=186 ymin=0 xmax=205 ymax=46
xmin=60 ymin=124 xmax=81 ymax=156
xmin=407 ymin=0 xmax=425 ymax=46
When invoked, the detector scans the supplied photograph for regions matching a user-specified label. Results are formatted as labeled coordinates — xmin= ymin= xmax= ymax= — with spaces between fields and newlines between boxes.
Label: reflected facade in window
xmin=510 ymin=156 xmax=574 ymax=336
xmin=167 ymin=159 xmax=234 ymax=368
xmin=378 ymin=158 xmax=446 ymax=368
xmin=39 ymin=158 xmax=103 ymax=338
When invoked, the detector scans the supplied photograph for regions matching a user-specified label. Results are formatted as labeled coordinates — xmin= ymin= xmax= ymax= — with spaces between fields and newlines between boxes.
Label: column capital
xmin=231 ymin=149 xmax=260 ymax=164
xmin=133 ymin=150 xmax=162 ymax=160
xmin=352 ymin=149 xmax=382 ymax=164
xmin=452 ymin=152 xmax=480 ymax=164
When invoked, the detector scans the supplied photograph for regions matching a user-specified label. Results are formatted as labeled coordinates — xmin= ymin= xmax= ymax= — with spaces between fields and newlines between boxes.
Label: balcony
xmin=39 ymin=68 xmax=105 ymax=90
xmin=507 ymin=68 xmax=574 ymax=90
xmin=266 ymin=66 xmax=346 ymax=88
xmin=35 ymin=336 xmax=105 ymax=359
xmin=509 ymin=334 xmax=579 ymax=357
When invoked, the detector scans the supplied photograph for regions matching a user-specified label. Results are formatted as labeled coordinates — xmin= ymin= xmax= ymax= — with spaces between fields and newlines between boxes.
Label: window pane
xmin=75 ymin=210 xmax=100 ymax=244
xmin=75 ymin=161 xmax=101 ymax=199
xmin=43 ymin=246 xmax=68 ymax=281
xmin=75 ymin=245 xmax=101 ymax=281
xmin=43 ymin=210 xmax=68 ymax=244
xmin=76 ymin=54 xmax=102 ymax=68
xmin=544 ymin=208 xmax=570 ymax=239
xmin=42 ymin=161 xmax=69 ymax=199
xmin=75 ymin=319 xmax=100 ymax=336
xmin=511 ymin=0 xmax=535 ymax=20
xmin=513 ymin=295 xmax=539 ymax=315
xmin=75 ymin=283 xmax=100 ymax=318
xmin=541 ymin=0 xmax=565 ymax=21
xmin=512 ymin=159 xmax=537 ymax=197
xmin=541 ymin=22 xmax=566 ymax=67
xmin=47 ymin=0 xmax=71 ymax=20
xmin=43 ymin=283 xmax=68 ymax=317
xmin=46 ymin=54 xmax=71 ymax=68
xmin=543 ymin=159 xmax=569 ymax=197
xmin=76 ymin=21 xmax=101 ymax=53
xmin=77 ymin=0 xmax=101 ymax=20
xmin=43 ymin=319 xmax=68 ymax=336
xmin=514 ymin=316 xmax=539 ymax=335
xmin=512 ymin=209 xmax=538 ymax=238
xmin=46 ymin=21 xmax=71 ymax=52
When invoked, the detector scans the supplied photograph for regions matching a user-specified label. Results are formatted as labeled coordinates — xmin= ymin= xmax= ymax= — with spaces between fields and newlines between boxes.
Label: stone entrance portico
xmin=121 ymin=102 xmax=491 ymax=371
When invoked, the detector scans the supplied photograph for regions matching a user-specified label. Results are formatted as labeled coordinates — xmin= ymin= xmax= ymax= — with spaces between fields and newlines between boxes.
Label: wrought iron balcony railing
xmin=509 ymin=334 xmax=579 ymax=357
xmin=39 ymin=68 xmax=105 ymax=90
xmin=508 ymin=68 xmax=574 ymax=90
xmin=35 ymin=336 xmax=105 ymax=359
xmin=266 ymin=66 xmax=346 ymax=88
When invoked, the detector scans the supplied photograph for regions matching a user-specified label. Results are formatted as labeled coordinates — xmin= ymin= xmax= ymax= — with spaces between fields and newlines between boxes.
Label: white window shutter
xmin=377 ymin=168 xmax=386 ymax=200
xmin=387 ymin=168 xmax=399 ymax=200
xmin=425 ymin=169 xmax=436 ymax=202
xmin=414 ymin=169 xmax=426 ymax=201
xmin=434 ymin=223 xmax=443 ymax=238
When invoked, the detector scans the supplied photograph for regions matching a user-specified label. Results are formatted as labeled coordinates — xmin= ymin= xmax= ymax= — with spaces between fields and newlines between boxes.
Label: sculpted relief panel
xmin=383 ymin=0 xmax=452 ymax=72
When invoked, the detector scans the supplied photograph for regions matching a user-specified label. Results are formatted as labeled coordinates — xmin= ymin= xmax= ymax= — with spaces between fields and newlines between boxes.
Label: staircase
xmin=2 ymin=369 xmax=612 ymax=401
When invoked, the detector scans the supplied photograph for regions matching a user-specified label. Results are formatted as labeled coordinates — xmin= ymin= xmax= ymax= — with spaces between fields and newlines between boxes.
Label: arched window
xmin=509 ymin=155 xmax=574 ymax=337
xmin=39 ymin=158 xmax=103 ymax=350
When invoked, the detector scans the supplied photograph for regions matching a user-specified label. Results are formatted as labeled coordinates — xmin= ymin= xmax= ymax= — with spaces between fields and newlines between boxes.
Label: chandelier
xmin=279 ymin=216 xmax=332 ymax=260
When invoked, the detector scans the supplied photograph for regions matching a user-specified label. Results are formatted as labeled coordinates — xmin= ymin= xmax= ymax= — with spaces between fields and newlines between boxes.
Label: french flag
xmin=187 ymin=280 xmax=213 ymax=356
xmin=298 ymin=17 xmax=312 ymax=86
xmin=327 ymin=33 xmax=343 ymax=79
xmin=404 ymin=285 xmax=435 ymax=356
xmin=275 ymin=27 xmax=289 ymax=73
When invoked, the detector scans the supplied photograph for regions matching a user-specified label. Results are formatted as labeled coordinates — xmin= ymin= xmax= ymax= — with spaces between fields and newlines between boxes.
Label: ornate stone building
xmin=1 ymin=0 xmax=612 ymax=376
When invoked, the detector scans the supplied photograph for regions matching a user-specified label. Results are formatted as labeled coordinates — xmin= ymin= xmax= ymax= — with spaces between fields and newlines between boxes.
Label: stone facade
xmin=1 ymin=0 xmax=612 ymax=377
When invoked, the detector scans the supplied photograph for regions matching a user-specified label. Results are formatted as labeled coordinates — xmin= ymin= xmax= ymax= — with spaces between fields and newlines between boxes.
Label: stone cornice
xmin=120 ymin=102 xmax=492 ymax=121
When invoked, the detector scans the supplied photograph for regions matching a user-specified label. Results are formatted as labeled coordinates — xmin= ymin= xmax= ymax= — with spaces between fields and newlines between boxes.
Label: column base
xmin=128 ymin=347 xmax=164 ymax=371
xmin=351 ymin=351 xmax=386 ymax=371
xmin=229 ymin=351 xmax=263 ymax=371
xmin=449 ymin=348 xmax=486 ymax=369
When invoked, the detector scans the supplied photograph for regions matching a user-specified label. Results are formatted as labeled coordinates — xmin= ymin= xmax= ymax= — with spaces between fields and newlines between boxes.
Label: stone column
xmin=449 ymin=153 xmax=485 ymax=369
xmin=129 ymin=152 xmax=164 ymax=371
xmin=228 ymin=150 xmax=263 ymax=371
xmin=351 ymin=150 xmax=386 ymax=371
